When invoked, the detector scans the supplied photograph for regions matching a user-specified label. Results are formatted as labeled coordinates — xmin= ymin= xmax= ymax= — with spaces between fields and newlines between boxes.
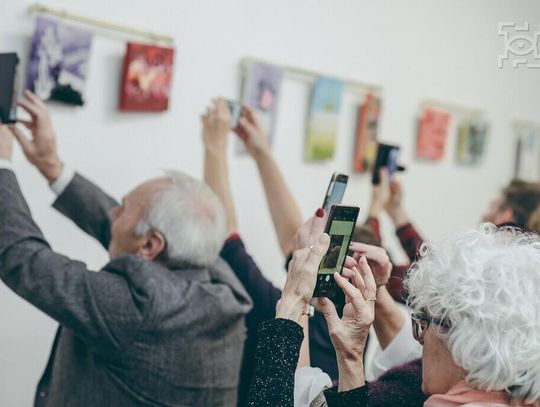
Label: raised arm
xmin=384 ymin=179 xmax=424 ymax=262
xmin=0 ymin=132 xmax=145 ymax=353
xmin=202 ymin=98 xmax=237 ymax=234
xmin=234 ymin=105 xmax=303 ymax=256
xmin=9 ymin=90 xmax=118 ymax=249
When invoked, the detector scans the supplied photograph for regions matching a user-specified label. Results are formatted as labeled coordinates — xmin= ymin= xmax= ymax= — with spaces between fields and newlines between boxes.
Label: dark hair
xmin=351 ymin=225 xmax=381 ymax=247
xmin=500 ymin=179 xmax=540 ymax=227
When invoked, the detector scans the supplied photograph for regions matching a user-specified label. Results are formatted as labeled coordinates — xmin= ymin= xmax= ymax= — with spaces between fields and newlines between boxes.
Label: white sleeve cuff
xmin=50 ymin=165 xmax=76 ymax=196
xmin=0 ymin=159 xmax=14 ymax=171
xmin=294 ymin=366 xmax=332 ymax=407
xmin=371 ymin=306 xmax=423 ymax=379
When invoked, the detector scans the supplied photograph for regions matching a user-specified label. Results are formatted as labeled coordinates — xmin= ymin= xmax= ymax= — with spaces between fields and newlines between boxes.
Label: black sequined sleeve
xmin=248 ymin=318 xmax=304 ymax=407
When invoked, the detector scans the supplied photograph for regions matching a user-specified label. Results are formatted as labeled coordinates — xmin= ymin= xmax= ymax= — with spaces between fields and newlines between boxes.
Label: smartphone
xmin=313 ymin=205 xmax=360 ymax=299
xmin=0 ymin=53 xmax=19 ymax=124
xmin=322 ymin=172 xmax=349 ymax=214
xmin=226 ymin=99 xmax=242 ymax=128
xmin=371 ymin=143 xmax=404 ymax=184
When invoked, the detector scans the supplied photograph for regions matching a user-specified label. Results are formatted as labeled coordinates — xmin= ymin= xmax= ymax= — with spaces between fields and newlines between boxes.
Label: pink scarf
xmin=424 ymin=380 xmax=515 ymax=406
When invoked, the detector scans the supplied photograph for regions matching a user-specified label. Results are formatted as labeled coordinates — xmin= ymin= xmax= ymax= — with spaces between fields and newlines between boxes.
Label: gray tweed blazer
xmin=0 ymin=169 xmax=252 ymax=406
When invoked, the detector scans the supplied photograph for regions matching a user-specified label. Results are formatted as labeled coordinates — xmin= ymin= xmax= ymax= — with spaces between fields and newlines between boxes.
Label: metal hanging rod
xmin=420 ymin=99 xmax=484 ymax=117
xmin=241 ymin=57 xmax=383 ymax=95
xmin=513 ymin=119 xmax=540 ymax=129
xmin=28 ymin=3 xmax=174 ymax=44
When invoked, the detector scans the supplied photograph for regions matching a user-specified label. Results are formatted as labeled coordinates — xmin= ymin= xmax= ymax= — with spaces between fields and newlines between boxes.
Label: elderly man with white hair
xmin=0 ymin=90 xmax=252 ymax=407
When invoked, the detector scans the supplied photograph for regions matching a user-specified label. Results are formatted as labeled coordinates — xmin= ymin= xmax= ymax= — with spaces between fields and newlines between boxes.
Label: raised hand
xmin=277 ymin=232 xmax=330 ymax=323
xmin=368 ymin=168 xmax=391 ymax=217
xmin=201 ymin=98 xmax=231 ymax=155
xmin=8 ymin=90 xmax=63 ymax=182
xmin=318 ymin=257 xmax=377 ymax=390
xmin=291 ymin=208 xmax=326 ymax=252
xmin=348 ymin=242 xmax=392 ymax=287
xmin=232 ymin=104 xmax=270 ymax=159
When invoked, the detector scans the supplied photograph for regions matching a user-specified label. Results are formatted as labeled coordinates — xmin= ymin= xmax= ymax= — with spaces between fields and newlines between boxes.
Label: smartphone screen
xmin=313 ymin=205 xmax=359 ymax=299
xmin=322 ymin=173 xmax=348 ymax=214
xmin=226 ymin=99 xmax=242 ymax=128
xmin=0 ymin=53 xmax=19 ymax=124
xmin=372 ymin=143 xmax=400 ymax=184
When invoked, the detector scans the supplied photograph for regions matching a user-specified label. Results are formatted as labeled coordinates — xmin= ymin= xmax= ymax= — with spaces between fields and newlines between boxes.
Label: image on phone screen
xmin=319 ymin=219 xmax=354 ymax=274
xmin=314 ymin=205 xmax=359 ymax=299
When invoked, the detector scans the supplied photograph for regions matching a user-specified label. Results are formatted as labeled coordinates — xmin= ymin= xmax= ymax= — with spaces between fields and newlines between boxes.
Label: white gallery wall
xmin=1 ymin=0 xmax=539 ymax=404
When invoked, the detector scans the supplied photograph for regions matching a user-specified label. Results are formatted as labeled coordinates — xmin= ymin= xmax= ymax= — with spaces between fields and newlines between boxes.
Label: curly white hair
xmin=405 ymin=224 xmax=540 ymax=405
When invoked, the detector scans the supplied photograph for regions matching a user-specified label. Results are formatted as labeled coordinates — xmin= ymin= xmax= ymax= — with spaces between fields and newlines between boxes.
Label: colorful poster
xmin=456 ymin=118 xmax=488 ymax=165
xmin=416 ymin=107 xmax=451 ymax=160
xmin=26 ymin=17 xmax=93 ymax=106
xmin=514 ymin=124 xmax=540 ymax=181
xmin=119 ymin=42 xmax=175 ymax=112
xmin=353 ymin=93 xmax=381 ymax=172
xmin=238 ymin=62 xmax=283 ymax=152
xmin=305 ymin=77 xmax=344 ymax=161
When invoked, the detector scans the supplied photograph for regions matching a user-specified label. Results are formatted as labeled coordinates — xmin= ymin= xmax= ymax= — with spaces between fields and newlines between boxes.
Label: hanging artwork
xmin=456 ymin=118 xmax=489 ymax=165
xmin=119 ymin=42 xmax=175 ymax=112
xmin=416 ymin=107 xmax=451 ymax=160
xmin=305 ymin=77 xmax=344 ymax=161
xmin=238 ymin=61 xmax=283 ymax=152
xmin=514 ymin=124 xmax=540 ymax=182
xmin=26 ymin=17 xmax=93 ymax=106
xmin=352 ymin=93 xmax=381 ymax=172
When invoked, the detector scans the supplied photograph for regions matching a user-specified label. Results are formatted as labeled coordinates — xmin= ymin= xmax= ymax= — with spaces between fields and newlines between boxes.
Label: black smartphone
xmin=371 ymin=143 xmax=404 ymax=184
xmin=0 ymin=53 xmax=19 ymax=124
xmin=313 ymin=205 xmax=360 ymax=299
xmin=226 ymin=99 xmax=242 ymax=128
xmin=322 ymin=172 xmax=349 ymax=214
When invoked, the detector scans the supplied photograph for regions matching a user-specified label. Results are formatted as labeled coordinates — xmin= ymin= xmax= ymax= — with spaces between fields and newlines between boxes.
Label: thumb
xmin=238 ymin=116 xmax=257 ymax=138
xmin=8 ymin=125 xmax=33 ymax=155
xmin=304 ymin=233 xmax=330 ymax=270
xmin=318 ymin=297 xmax=340 ymax=328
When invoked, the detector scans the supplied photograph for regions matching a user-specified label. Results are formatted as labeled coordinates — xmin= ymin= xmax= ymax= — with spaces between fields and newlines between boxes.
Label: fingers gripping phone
xmin=322 ymin=172 xmax=349 ymax=214
xmin=226 ymin=99 xmax=242 ymax=128
xmin=313 ymin=205 xmax=360 ymax=300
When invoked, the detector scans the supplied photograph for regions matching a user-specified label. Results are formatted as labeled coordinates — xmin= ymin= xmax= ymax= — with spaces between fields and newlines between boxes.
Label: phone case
xmin=0 ymin=53 xmax=19 ymax=124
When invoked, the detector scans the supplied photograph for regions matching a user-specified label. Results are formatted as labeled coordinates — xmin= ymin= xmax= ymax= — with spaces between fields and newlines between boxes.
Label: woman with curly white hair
xmin=405 ymin=224 xmax=540 ymax=406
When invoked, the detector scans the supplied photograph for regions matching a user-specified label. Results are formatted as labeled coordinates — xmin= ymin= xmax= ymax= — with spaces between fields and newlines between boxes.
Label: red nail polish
xmin=315 ymin=208 xmax=324 ymax=218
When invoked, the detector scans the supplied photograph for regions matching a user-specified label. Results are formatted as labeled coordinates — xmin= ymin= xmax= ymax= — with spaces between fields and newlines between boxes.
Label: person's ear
xmin=497 ymin=207 xmax=515 ymax=225
xmin=138 ymin=230 xmax=167 ymax=262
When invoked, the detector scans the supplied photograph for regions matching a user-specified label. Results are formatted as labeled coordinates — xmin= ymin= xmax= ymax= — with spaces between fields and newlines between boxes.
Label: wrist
xmin=253 ymin=146 xmax=272 ymax=163
xmin=276 ymin=296 xmax=307 ymax=323
xmin=204 ymin=144 xmax=227 ymax=156
xmin=387 ymin=207 xmax=409 ymax=227
xmin=336 ymin=358 xmax=365 ymax=392
xmin=41 ymin=158 xmax=64 ymax=184
xmin=368 ymin=203 xmax=383 ymax=218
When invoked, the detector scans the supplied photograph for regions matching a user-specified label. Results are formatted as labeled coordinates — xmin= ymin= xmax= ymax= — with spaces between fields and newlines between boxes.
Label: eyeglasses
xmin=411 ymin=312 xmax=451 ymax=344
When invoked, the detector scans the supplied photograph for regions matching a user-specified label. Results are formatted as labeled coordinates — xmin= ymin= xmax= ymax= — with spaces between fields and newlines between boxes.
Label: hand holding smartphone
xmin=313 ymin=205 xmax=359 ymax=300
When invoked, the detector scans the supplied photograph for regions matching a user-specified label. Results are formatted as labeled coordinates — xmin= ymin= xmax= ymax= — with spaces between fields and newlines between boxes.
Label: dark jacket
xmin=0 ymin=170 xmax=252 ymax=406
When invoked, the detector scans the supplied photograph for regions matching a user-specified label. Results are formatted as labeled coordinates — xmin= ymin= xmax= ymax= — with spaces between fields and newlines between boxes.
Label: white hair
xmin=405 ymin=224 xmax=540 ymax=405
xmin=134 ymin=170 xmax=226 ymax=268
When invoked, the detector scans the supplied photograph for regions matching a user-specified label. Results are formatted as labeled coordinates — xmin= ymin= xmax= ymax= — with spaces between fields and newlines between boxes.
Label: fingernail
xmin=319 ymin=233 xmax=330 ymax=244
xmin=315 ymin=208 xmax=324 ymax=218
